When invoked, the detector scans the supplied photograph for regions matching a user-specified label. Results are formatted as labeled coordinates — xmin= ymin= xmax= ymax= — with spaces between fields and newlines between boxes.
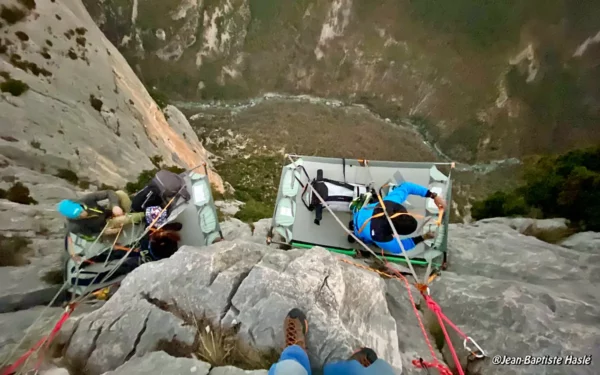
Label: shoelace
xmin=285 ymin=320 xmax=305 ymax=347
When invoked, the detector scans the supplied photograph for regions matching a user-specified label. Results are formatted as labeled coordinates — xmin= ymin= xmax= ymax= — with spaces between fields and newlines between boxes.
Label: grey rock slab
xmin=63 ymin=240 xmax=403 ymax=374
xmin=560 ymin=231 xmax=600 ymax=254
xmin=0 ymin=201 xmax=65 ymax=236
xmin=0 ymin=0 xmax=220 ymax=189
xmin=102 ymin=351 xmax=211 ymax=375
xmin=65 ymin=296 xmax=196 ymax=375
xmin=215 ymin=200 xmax=245 ymax=216
xmin=209 ymin=367 xmax=268 ymax=375
xmin=430 ymin=222 xmax=600 ymax=375
xmin=225 ymin=246 xmax=403 ymax=372
xmin=0 ymin=254 xmax=65 ymax=313
xmin=0 ymin=306 xmax=64 ymax=365
xmin=220 ymin=218 xmax=253 ymax=241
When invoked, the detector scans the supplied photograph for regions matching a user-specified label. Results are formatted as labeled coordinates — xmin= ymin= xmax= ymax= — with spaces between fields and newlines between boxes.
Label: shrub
xmin=76 ymin=36 xmax=86 ymax=46
xmin=78 ymin=179 xmax=90 ymax=189
xmin=15 ymin=31 xmax=28 ymax=41
xmin=0 ymin=78 xmax=29 ymax=96
xmin=0 ymin=71 xmax=9 ymax=79
xmin=89 ymin=94 xmax=103 ymax=111
xmin=17 ymin=0 xmax=36 ymax=11
xmin=0 ymin=5 xmax=27 ymax=25
xmin=471 ymin=145 xmax=600 ymax=231
xmin=148 ymin=87 xmax=169 ymax=109
xmin=54 ymin=168 xmax=79 ymax=185
xmin=5 ymin=182 xmax=37 ymax=205
xmin=234 ymin=200 xmax=272 ymax=223
xmin=0 ymin=234 xmax=32 ymax=266
xmin=40 ymin=269 xmax=64 ymax=285
xmin=67 ymin=48 xmax=77 ymax=60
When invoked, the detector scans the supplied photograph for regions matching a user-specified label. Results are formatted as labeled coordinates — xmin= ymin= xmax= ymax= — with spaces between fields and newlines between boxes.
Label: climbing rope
xmin=1 ymin=305 xmax=73 ymax=375
xmin=3 ymin=194 xmax=180 ymax=374
xmin=284 ymin=155 xmax=485 ymax=373
xmin=338 ymin=257 xmax=453 ymax=374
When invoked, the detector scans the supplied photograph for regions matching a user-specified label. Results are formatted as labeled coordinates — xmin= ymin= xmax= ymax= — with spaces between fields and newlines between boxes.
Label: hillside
xmin=83 ymin=0 xmax=600 ymax=163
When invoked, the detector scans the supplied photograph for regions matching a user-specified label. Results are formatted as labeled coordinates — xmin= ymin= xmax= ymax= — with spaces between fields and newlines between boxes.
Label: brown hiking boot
xmin=349 ymin=347 xmax=378 ymax=367
xmin=284 ymin=308 xmax=308 ymax=350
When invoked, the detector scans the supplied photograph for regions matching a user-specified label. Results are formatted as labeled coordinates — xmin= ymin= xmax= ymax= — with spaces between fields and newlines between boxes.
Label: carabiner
xmin=464 ymin=336 xmax=486 ymax=358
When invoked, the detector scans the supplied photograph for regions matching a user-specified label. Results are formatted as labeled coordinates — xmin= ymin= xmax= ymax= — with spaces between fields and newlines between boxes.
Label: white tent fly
xmin=267 ymin=155 xmax=452 ymax=270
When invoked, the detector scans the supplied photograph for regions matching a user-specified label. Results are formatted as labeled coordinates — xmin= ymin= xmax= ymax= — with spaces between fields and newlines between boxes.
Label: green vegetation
xmin=54 ymin=169 xmax=79 ymax=185
xmin=17 ymin=0 xmax=36 ymax=11
xmin=148 ymin=87 xmax=170 ymax=109
xmin=214 ymin=155 xmax=282 ymax=223
xmin=506 ymin=58 xmax=598 ymax=131
xmin=89 ymin=94 xmax=103 ymax=111
xmin=15 ymin=31 xmax=28 ymax=41
xmin=472 ymin=146 xmax=600 ymax=231
xmin=153 ymin=310 xmax=280 ymax=370
xmin=0 ymin=78 xmax=29 ymax=96
xmin=40 ymin=269 xmax=64 ymax=285
xmin=0 ymin=5 xmax=27 ymax=25
xmin=125 ymin=156 xmax=186 ymax=194
xmin=407 ymin=0 xmax=530 ymax=48
xmin=0 ymin=182 xmax=38 ymax=205
xmin=0 ymin=234 xmax=32 ymax=266
xmin=10 ymin=54 xmax=52 ymax=77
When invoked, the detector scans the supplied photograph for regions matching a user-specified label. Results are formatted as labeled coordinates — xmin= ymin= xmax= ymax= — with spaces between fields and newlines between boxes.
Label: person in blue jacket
xmin=268 ymin=308 xmax=396 ymax=375
xmin=350 ymin=182 xmax=447 ymax=255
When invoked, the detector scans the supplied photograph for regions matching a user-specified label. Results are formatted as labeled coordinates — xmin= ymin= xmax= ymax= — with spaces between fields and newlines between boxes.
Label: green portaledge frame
xmin=290 ymin=241 xmax=443 ymax=268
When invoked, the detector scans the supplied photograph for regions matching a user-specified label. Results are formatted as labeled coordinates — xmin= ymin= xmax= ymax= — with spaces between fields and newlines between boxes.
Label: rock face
xmin=434 ymin=221 xmax=600 ymax=375
xmin=61 ymin=240 xmax=403 ymax=374
xmin=103 ymin=351 xmax=267 ymax=375
xmin=0 ymin=0 xmax=221 ymax=190
xmin=560 ymin=232 xmax=600 ymax=254
xmin=0 ymin=200 xmax=66 ymax=313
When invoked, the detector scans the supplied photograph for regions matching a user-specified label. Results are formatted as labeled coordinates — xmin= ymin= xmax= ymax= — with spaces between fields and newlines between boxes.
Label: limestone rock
xmin=209 ymin=367 xmax=268 ymax=375
xmin=103 ymin=351 xmax=211 ymax=375
xmin=220 ymin=218 xmax=252 ymax=240
xmin=0 ymin=253 xmax=65 ymax=313
xmin=0 ymin=306 xmax=65 ymax=365
xmin=62 ymin=240 xmax=403 ymax=374
xmin=432 ymin=222 xmax=600 ymax=375
xmin=215 ymin=200 xmax=244 ymax=217
xmin=0 ymin=0 xmax=220 ymax=190
xmin=560 ymin=231 xmax=600 ymax=254
xmin=477 ymin=217 xmax=568 ymax=234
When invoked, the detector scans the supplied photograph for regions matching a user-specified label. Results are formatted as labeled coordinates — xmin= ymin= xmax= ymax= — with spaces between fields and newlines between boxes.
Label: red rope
xmin=412 ymin=358 xmax=453 ymax=375
xmin=1 ymin=307 xmax=73 ymax=375
xmin=424 ymin=295 xmax=465 ymax=375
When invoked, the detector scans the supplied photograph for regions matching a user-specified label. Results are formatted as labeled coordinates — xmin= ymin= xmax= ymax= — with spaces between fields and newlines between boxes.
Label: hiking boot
xmin=284 ymin=308 xmax=308 ymax=350
xmin=349 ymin=347 xmax=378 ymax=367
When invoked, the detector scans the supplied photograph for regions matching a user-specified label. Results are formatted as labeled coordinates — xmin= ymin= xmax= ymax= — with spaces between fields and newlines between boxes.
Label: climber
xmin=350 ymin=182 xmax=447 ymax=255
xmin=268 ymin=308 xmax=395 ymax=375
xmin=57 ymin=189 xmax=143 ymax=238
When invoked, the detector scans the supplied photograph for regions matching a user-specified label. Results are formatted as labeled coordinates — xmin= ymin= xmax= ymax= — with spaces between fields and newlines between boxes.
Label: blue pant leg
xmin=268 ymin=345 xmax=312 ymax=375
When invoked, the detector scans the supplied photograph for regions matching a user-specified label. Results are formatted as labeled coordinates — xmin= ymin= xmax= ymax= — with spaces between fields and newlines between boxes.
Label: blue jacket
xmin=353 ymin=182 xmax=429 ymax=255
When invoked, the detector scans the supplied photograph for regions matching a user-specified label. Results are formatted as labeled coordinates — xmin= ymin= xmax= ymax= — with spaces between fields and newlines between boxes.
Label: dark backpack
xmin=151 ymin=170 xmax=190 ymax=202
xmin=130 ymin=170 xmax=190 ymax=212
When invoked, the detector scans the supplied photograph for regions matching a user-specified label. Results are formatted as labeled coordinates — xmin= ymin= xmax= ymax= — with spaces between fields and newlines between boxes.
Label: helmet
xmin=57 ymin=200 xmax=84 ymax=219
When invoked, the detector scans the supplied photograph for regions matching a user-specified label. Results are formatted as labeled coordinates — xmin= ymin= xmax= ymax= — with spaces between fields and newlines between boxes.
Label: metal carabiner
xmin=464 ymin=336 xmax=486 ymax=358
